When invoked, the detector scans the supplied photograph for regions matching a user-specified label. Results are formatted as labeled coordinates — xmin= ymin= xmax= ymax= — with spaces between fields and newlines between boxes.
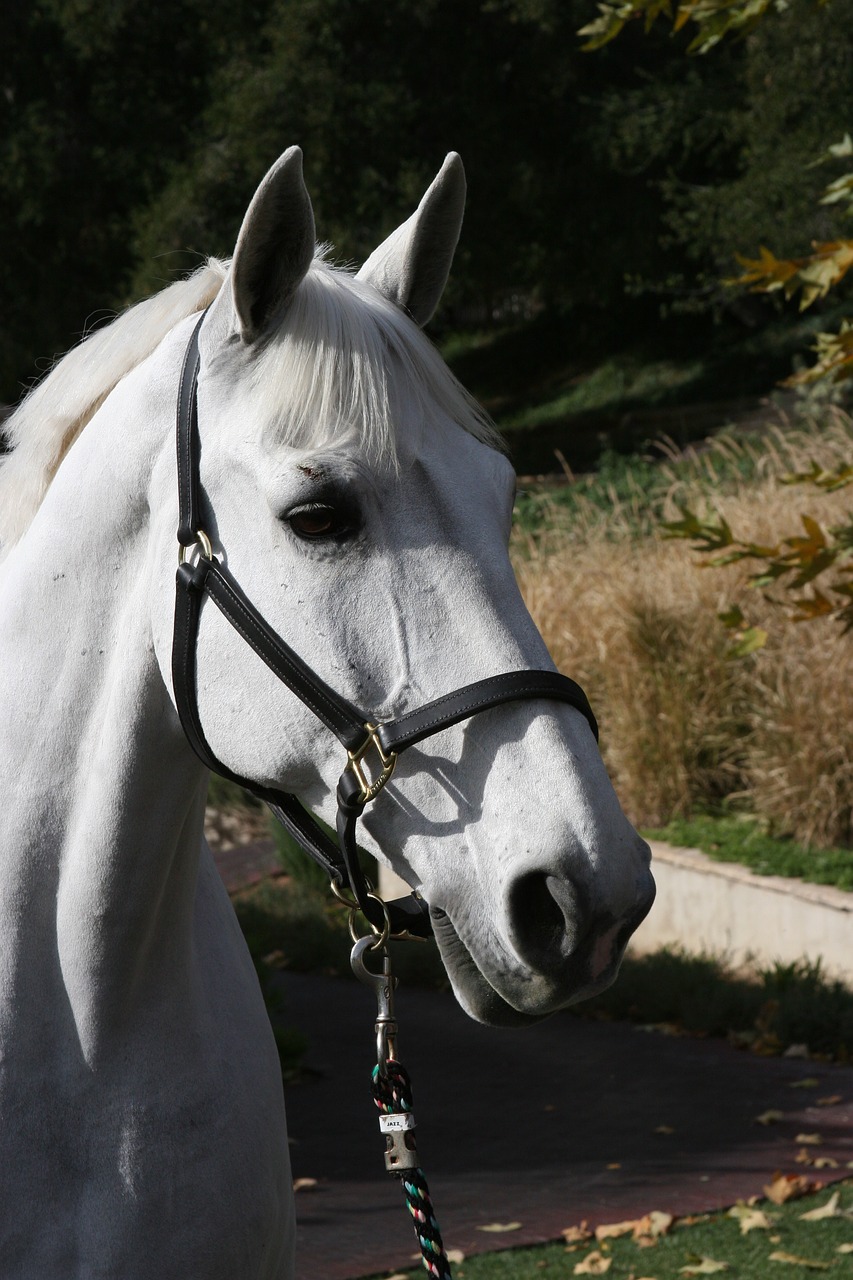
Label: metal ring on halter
xmin=348 ymin=894 xmax=391 ymax=949
xmin=178 ymin=528 xmax=213 ymax=566
xmin=330 ymin=876 xmax=374 ymax=912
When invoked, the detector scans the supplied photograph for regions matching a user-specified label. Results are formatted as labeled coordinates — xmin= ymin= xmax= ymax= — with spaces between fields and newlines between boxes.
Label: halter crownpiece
xmin=171 ymin=311 xmax=599 ymax=938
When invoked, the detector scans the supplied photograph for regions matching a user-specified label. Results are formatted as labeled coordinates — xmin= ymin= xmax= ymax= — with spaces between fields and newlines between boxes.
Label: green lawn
xmin=366 ymin=1182 xmax=853 ymax=1279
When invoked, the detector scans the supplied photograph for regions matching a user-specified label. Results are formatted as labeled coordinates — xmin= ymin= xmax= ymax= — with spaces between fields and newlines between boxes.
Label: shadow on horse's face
xmin=146 ymin=148 xmax=654 ymax=1027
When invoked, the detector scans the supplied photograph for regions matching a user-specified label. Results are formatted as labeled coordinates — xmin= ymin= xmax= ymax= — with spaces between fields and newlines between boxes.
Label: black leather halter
xmin=171 ymin=312 xmax=598 ymax=938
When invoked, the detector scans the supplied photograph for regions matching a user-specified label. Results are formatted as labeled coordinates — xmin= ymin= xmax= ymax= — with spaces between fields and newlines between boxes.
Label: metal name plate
xmin=379 ymin=1112 xmax=416 ymax=1133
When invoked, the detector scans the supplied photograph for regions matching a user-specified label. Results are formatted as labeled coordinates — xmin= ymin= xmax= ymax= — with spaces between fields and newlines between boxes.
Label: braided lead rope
xmin=371 ymin=1059 xmax=453 ymax=1279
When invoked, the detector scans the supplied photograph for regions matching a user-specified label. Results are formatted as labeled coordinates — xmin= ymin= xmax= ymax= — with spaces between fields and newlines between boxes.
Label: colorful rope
xmin=372 ymin=1059 xmax=453 ymax=1279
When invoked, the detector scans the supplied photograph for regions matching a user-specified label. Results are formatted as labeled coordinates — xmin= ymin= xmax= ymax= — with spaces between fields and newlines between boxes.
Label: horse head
xmin=148 ymin=147 xmax=655 ymax=1027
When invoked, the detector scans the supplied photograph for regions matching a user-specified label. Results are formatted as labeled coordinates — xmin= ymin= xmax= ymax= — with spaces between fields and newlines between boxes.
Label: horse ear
xmin=356 ymin=153 xmax=466 ymax=327
xmin=223 ymin=146 xmax=316 ymax=343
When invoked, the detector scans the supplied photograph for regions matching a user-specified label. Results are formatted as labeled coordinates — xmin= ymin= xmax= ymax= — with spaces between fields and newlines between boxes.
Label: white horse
xmin=0 ymin=148 xmax=654 ymax=1279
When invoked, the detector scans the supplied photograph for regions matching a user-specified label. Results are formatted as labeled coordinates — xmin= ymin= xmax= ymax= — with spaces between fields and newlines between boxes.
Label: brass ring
xmin=330 ymin=874 xmax=375 ymax=912
xmin=178 ymin=528 xmax=214 ymax=566
xmin=348 ymin=894 xmax=391 ymax=950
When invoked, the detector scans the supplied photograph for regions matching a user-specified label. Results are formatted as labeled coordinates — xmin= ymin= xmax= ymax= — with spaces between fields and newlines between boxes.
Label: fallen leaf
xmin=796 ymin=1148 xmax=817 ymax=1166
xmin=813 ymin=1157 xmax=839 ymax=1169
xmin=769 ymin=1250 xmax=830 ymax=1269
xmin=291 ymin=1177 xmax=318 ymax=1192
xmin=764 ymin=1172 xmax=815 ymax=1204
xmin=385 ymin=1274 xmax=409 ymax=1280
xmin=476 ymin=1221 xmax=522 ymax=1233
xmin=679 ymin=1256 xmax=729 ymax=1275
xmin=574 ymin=1251 xmax=612 ymax=1275
xmin=727 ymin=1203 xmax=772 ymax=1234
xmin=756 ymin=1110 xmax=784 ymax=1126
xmin=562 ymin=1224 xmax=594 ymax=1244
xmin=789 ymin=1077 xmax=821 ymax=1089
xmin=654 ymin=1125 xmax=675 ymax=1135
xmin=800 ymin=1191 xmax=841 ymax=1221
xmin=795 ymin=1133 xmax=822 ymax=1145
xmin=837 ymin=1243 xmax=853 ymax=1253
xmin=605 ymin=1162 xmax=621 ymax=1170
xmin=647 ymin=1211 xmax=675 ymax=1238
xmin=782 ymin=1043 xmax=811 ymax=1059
xmin=595 ymin=1220 xmax=637 ymax=1241
xmin=446 ymin=1249 xmax=465 ymax=1264
xmin=817 ymin=1095 xmax=842 ymax=1106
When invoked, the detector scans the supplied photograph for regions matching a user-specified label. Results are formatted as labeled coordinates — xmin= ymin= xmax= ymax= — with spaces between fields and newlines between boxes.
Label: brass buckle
xmin=346 ymin=723 xmax=397 ymax=804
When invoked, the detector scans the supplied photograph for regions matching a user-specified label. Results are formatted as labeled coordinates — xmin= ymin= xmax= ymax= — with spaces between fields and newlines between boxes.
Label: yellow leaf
xmin=595 ymin=1220 xmax=639 ymax=1241
xmin=795 ymin=1133 xmax=823 ymax=1145
xmin=446 ymin=1249 xmax=466 ymax=1264
xmin=764 ymin=1172 xmax=814 ymax=1204
xmin=788 ymin=1078 xmax=821 ymax=1089
xmin=476 ymin=1221 xmax=522 ymax=1233
xmin=769 ymin=1250 xmax=830 ymax=1269
xmin=727 ymin=1203 xmax=773 ymax=1234
xmin=563 ymin=1224 xmax=594 ymax=1244
xmin=291 ymin=1177 xmax=318 ymax=1192
xmin=837 ymin=1243 xmax=853 ymax=1253
xmin=679 ymin=1257 xmax=729 ymax=1275
xmin=574 ymin=1250 xmax=612 ymax=1275
xmin=800 ymin=1191 xmax=841 ymax=1220
xmin=647 ymin=1211 xmax=675 ymax=1238
xmin=755 ymin=1110 xmax=784 ymax=1125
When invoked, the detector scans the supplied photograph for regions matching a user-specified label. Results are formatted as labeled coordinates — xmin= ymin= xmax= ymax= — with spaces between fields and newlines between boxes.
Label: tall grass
xmin=514 ymin=410 xmax=853 ymax=847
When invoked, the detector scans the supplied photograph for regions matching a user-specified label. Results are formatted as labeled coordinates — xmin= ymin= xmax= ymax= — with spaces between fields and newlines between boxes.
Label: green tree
xmin=579 ymin=0 xmax=853 ymax=642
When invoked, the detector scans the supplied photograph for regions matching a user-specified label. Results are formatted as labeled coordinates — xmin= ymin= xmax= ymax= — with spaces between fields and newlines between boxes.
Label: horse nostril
xmin=506 ymin=872 xmax=584 ymax=964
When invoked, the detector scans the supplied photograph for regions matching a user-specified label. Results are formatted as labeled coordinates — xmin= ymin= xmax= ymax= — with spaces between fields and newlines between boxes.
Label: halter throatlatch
xmin=171 ymin=311 xmax=599 ymax=938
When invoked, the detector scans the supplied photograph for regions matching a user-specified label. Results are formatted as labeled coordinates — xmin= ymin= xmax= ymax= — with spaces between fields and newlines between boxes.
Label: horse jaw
xmin=429 ymin=892 xmax=651 ymax=1028
xmin=429 ymin=907 xmax=544 ymax=1026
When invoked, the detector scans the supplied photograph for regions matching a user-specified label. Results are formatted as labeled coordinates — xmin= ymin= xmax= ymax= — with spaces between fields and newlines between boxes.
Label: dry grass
xmin=514 ymin=411 xmax=853 ymax=846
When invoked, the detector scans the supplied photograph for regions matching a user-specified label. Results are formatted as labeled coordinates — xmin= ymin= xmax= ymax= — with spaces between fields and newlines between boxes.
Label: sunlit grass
xmin=644 ymin=813 xmax=853 ymax=891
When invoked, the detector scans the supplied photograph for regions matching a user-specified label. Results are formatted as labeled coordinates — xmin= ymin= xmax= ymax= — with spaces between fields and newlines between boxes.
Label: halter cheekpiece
xmin=171 ymin=311 xmax=599 ymax=938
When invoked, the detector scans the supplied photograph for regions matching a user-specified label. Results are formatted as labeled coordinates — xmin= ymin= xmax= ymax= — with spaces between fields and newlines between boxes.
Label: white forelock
xmin=249 ymin=251 xmax=499 ymax=467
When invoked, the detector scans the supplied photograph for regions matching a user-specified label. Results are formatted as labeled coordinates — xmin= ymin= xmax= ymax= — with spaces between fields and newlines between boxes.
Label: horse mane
xmin=0 ymin=251 xmax=500 ymax=556
xmin=0 ymin=260 xmax=228 ymax=555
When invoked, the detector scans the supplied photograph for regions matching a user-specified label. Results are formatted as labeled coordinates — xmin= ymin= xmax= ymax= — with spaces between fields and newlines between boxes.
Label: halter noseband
xmin=171 ymin=313 xmax=598 ymax=939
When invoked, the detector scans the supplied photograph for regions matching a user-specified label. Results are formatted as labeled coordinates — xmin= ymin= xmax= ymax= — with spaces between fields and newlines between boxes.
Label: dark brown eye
xmin=287 ymin=504 xmax=354 ymax=541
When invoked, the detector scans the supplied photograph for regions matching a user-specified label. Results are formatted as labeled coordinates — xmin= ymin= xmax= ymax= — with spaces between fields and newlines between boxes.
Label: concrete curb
xmin=630 ymin=840 xmax=853 ymax=984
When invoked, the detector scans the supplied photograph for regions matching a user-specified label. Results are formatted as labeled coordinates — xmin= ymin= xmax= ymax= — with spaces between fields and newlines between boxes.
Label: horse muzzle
xmin=430 ymin=855 xmax=656 ymax=1026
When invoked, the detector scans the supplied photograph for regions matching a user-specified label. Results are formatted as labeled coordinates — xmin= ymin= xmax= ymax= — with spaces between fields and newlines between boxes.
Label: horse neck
xmin=0 ymin=330 xmax=210 ymax=1064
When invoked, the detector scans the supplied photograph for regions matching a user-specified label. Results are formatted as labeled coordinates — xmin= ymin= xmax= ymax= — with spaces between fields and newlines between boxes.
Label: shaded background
xmin=4 ymin=0 xmax=852 ymax=471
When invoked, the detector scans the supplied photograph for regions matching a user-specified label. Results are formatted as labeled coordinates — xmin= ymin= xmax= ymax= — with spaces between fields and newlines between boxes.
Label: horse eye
xmin=287 ymin=504 xmax=349 ymax=541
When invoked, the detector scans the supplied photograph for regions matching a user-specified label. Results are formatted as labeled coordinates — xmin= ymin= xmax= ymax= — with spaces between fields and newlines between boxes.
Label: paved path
xmin=214 ymin=842 xmax=853 ymax=1280
xmin=280 ymin=970 xmax=853 ymax=1280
